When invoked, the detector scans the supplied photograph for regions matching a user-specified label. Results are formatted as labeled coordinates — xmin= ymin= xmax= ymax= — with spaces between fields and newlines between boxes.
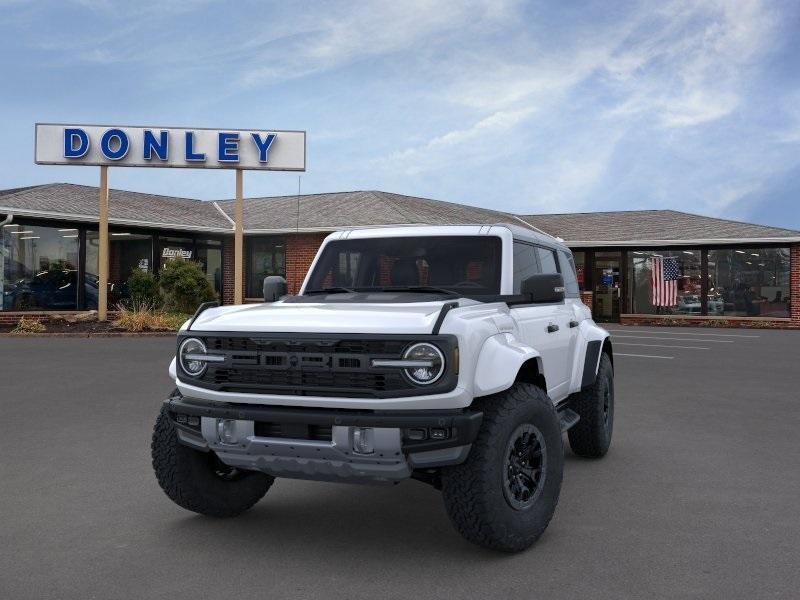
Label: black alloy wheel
xmin=503 ymin=423 xmax=547 ymax=510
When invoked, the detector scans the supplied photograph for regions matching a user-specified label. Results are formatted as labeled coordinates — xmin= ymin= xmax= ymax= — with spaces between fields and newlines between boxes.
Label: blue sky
xmin=1 ymin=0 xmax=799 ymax=229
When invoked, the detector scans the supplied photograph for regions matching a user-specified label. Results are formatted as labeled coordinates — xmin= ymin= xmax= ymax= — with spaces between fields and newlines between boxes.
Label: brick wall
xmin=285 ymin=233 xmax=327 ymax=294
xmin=580 ymin=291 xmax=593 ymax=314
xmin=220 ymin=233 xmax=328 ymax=302
xmin=109 ymin=244 xmax=121 ymax=284
xmin=619 ymin=314 xmax=799 ymax=329
xmin=221 ymin=237 xmax=236 ymax=305
xmin=791 ymin=244 xmax=800 ymax=325
xmin=0 ymin=311 xmax=119 ymax=325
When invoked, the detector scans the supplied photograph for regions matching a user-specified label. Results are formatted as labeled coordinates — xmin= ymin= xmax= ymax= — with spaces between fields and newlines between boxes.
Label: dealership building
xmin=1 ymin=182 xmax=799 ymax=327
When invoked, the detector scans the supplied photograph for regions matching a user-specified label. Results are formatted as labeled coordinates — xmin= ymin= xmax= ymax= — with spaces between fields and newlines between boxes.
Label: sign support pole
xmin=234 ymin=168 xmax=244 ymax=305
xmin=98 ymin=166 xmax=109 ymax=321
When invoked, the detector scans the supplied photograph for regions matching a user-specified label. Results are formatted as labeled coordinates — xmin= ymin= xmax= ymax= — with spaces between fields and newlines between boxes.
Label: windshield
xmin=305 ymin=236 xmax=502 ymax=297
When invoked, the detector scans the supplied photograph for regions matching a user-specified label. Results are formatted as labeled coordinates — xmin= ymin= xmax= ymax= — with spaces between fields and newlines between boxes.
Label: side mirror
xmin=263 ymin=275 xmax=288 ymax=302
xmin=521 ymin=273 xmax=565 ymax=303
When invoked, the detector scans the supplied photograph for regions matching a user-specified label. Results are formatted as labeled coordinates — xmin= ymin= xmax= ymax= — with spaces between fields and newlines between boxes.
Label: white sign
xmin=162 ymin=247 xmax=193 ymax=260
xmin=35 ymin=123 xmax=306 ymax=171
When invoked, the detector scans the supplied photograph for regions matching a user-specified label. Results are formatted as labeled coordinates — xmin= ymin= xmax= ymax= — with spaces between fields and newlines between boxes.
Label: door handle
xmin=547 ymin=324 xmax=559 ymax=333
xmin=569 ymin=320 xmax=579 ymax=328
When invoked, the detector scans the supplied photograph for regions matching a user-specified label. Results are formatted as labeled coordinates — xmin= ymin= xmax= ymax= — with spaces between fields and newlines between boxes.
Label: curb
xmin=0 ymin=332 xmax=177 ymax=338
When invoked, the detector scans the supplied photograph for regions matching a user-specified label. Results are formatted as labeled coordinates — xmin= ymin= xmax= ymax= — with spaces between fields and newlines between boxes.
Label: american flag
xmin=650 ymin=256 xmax=679 ymax=306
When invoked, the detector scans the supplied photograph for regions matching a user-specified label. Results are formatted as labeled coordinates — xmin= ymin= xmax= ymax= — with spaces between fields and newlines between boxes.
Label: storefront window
xmin=707 ymin=248 xmax=790 ymax=318
xmin=2 ymin=223 xmax=80 ymax=310
xmin=247 ymin=237 xmax=285 ymax=297
xmin=196 ymin=243 xmax=223 ymax=297
xmin=159 ymin=236 xmax=195 ymax=270
xmin=86 ymin=231 xmax=154 ymax=308
xmin=629 ymin=249 xmax=702 ymax=315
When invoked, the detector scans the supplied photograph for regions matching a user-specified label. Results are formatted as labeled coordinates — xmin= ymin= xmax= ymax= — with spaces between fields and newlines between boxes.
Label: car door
xmin=510 ymin=242 xmax=573 ymax=401
xmin=558 ymin=249 xmax=584 ymax=392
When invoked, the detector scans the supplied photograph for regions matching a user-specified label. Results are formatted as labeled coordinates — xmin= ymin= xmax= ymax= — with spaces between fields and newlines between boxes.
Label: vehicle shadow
xmin=154 ymin=447 xmax=581 ymax=565
xmin=156 ymin=477 xmax=554 ymax=562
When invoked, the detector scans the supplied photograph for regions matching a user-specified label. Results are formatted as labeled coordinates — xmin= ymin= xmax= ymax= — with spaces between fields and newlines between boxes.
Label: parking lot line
xmin=615 ymin=342 xmax=709 ymax=350
xmin=605 ymin=329 xmax=759 ymax=338
xmin=609 ymin=334 xmax=733 ymax=343
xmin=615 ymin=352 xmax=674 ymax=359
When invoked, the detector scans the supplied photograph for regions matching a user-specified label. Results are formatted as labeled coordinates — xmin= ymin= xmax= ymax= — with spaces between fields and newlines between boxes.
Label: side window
xmin=536 ymin=247 xmax=559 ymax=274
xmin=559 ymin=250 xmax=580 ymax=297
xmin=513 ymin=241 xmax=540 ymax=293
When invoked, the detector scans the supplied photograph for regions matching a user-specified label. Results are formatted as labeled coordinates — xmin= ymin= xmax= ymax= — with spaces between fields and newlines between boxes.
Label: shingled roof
xmin=521 ymin=210 xmax=800 ymax=246
xmin=519 ymin=210 xmax=800 ymax=245
xmin=1 ymin=183 xmax=798 ymax=244
xmin=214 ymin=190 xmax=522 ymax=231
xmin=0 ymin=183 xmax=230 ymax=232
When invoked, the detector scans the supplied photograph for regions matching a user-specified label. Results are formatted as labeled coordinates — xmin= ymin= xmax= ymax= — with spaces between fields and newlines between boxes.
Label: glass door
xmin=196 ymin=245 xmax=223 ymax=299
xmin=593 ymin=251 xmax=621 ymax=322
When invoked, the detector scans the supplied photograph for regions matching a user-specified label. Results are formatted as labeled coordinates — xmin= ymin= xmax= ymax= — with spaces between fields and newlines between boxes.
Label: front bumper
xmin=167 ymin=393 xmax=482 ymax=483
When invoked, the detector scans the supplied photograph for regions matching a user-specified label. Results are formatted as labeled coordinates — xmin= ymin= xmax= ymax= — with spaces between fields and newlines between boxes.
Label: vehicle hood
xmin=187 ymin=299 xmax=480 ymax=334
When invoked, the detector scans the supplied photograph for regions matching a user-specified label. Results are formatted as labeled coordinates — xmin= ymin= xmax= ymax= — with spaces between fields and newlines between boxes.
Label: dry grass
xmin=11 ymin=316 xmax=47 ymax=334
xmin=113 ymin=303 xmax=189 ymax=332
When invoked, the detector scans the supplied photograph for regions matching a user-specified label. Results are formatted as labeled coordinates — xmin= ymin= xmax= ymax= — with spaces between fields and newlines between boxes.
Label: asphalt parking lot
xmin=2 ymin=327 xmax=799 ymax=600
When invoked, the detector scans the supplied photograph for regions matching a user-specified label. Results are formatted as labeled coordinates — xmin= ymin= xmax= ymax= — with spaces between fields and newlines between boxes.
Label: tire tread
xmin=568 ymin=353 xmax=613 ymax=458
xmin=441 ymin=383 xmax=563 ymax=552
xmin=151 ymin=403 xmax=273 ymax=517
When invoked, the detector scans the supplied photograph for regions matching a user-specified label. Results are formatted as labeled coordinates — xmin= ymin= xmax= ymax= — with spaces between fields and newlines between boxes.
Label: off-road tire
xmin=568 ymin=353 xmax=614 ymax=458
xmin=151 ymin=404 xmax=274 ymax=517
xmin=441 ymin=383 xmax=564 ymax=552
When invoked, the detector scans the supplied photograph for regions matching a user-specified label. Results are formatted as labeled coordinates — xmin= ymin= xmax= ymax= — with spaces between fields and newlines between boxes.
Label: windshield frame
xmin=301 ymin=234 xmax=504 ymax=301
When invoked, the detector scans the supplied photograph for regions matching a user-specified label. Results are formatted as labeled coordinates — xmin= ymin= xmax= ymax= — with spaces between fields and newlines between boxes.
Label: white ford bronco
xmin=152 ymin=224 xmax=614 ymax=552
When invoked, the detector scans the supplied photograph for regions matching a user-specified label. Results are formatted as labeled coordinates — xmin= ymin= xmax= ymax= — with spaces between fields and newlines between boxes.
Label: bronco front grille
xmin=179 ymin=333 xmax=458 ymax=399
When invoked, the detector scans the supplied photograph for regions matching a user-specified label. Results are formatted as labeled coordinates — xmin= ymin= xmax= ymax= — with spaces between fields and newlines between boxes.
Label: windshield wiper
xmin=377 ymin=286 xmax=461 ymax=297
xmin=304 ymin=287 xmax=357 ymax=295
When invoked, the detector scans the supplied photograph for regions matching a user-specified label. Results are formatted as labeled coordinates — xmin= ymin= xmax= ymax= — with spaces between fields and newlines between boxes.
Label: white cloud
xmin=605 ymin=0 xmax=778 ymax=127
xmin=379 ymin=106 xmax=535 ymax=175
xmin=510 ymin=127 xmax=627 ymax=214
xmin=371 ymin=0 xmax=785 ymax=212
xmin=239 ymin=0 xmax=520 ymax=88
xmin=3 ymin=0 xmax=797 ymax=223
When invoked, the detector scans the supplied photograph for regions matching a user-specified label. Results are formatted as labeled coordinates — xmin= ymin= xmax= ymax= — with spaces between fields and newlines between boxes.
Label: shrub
xmin=127 ymin=269 xmax=161 ymax=308
xmin=158 ymin=259 xmax=216 ymax=314
xmin=113 ymin=303 xmax=191 ymax=332
xmin=11 ymin=316 xmax=46 ymax=334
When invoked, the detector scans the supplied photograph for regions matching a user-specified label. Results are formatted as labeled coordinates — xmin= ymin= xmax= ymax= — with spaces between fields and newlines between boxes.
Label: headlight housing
xmin=179 ymin=337 xmax=208 ymax=377
xmin=403 ymin=342 xmax=445 ymax=385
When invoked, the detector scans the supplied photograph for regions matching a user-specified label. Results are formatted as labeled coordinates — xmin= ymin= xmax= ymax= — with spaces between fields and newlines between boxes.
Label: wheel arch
xmin=514 ymin=356 xmax=547 ymax=392
xmin=579 ymin=326 xmax=612 ymax=388
xmin=602 ymin=337 xmax=613 ymax=367
xmin=472 ymin=333 xmax=545 ymax=398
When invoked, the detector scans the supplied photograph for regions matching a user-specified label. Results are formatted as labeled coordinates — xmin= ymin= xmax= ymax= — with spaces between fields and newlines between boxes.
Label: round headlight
xmin=179 ymin=337 xmax=208 ymax=377
xmin=403 ymin=343 xmax=445 ymax=385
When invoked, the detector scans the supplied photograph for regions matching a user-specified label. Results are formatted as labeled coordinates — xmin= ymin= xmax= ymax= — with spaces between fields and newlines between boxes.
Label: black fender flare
xmin=581 ymin=337 xmax=612 ymax=388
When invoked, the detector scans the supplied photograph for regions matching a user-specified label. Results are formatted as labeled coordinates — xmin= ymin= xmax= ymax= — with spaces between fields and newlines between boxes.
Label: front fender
xmin=473 ymin=333 xmax=542 ymax=397
xmin=578 ymin=321 xmax=611 ymax=388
